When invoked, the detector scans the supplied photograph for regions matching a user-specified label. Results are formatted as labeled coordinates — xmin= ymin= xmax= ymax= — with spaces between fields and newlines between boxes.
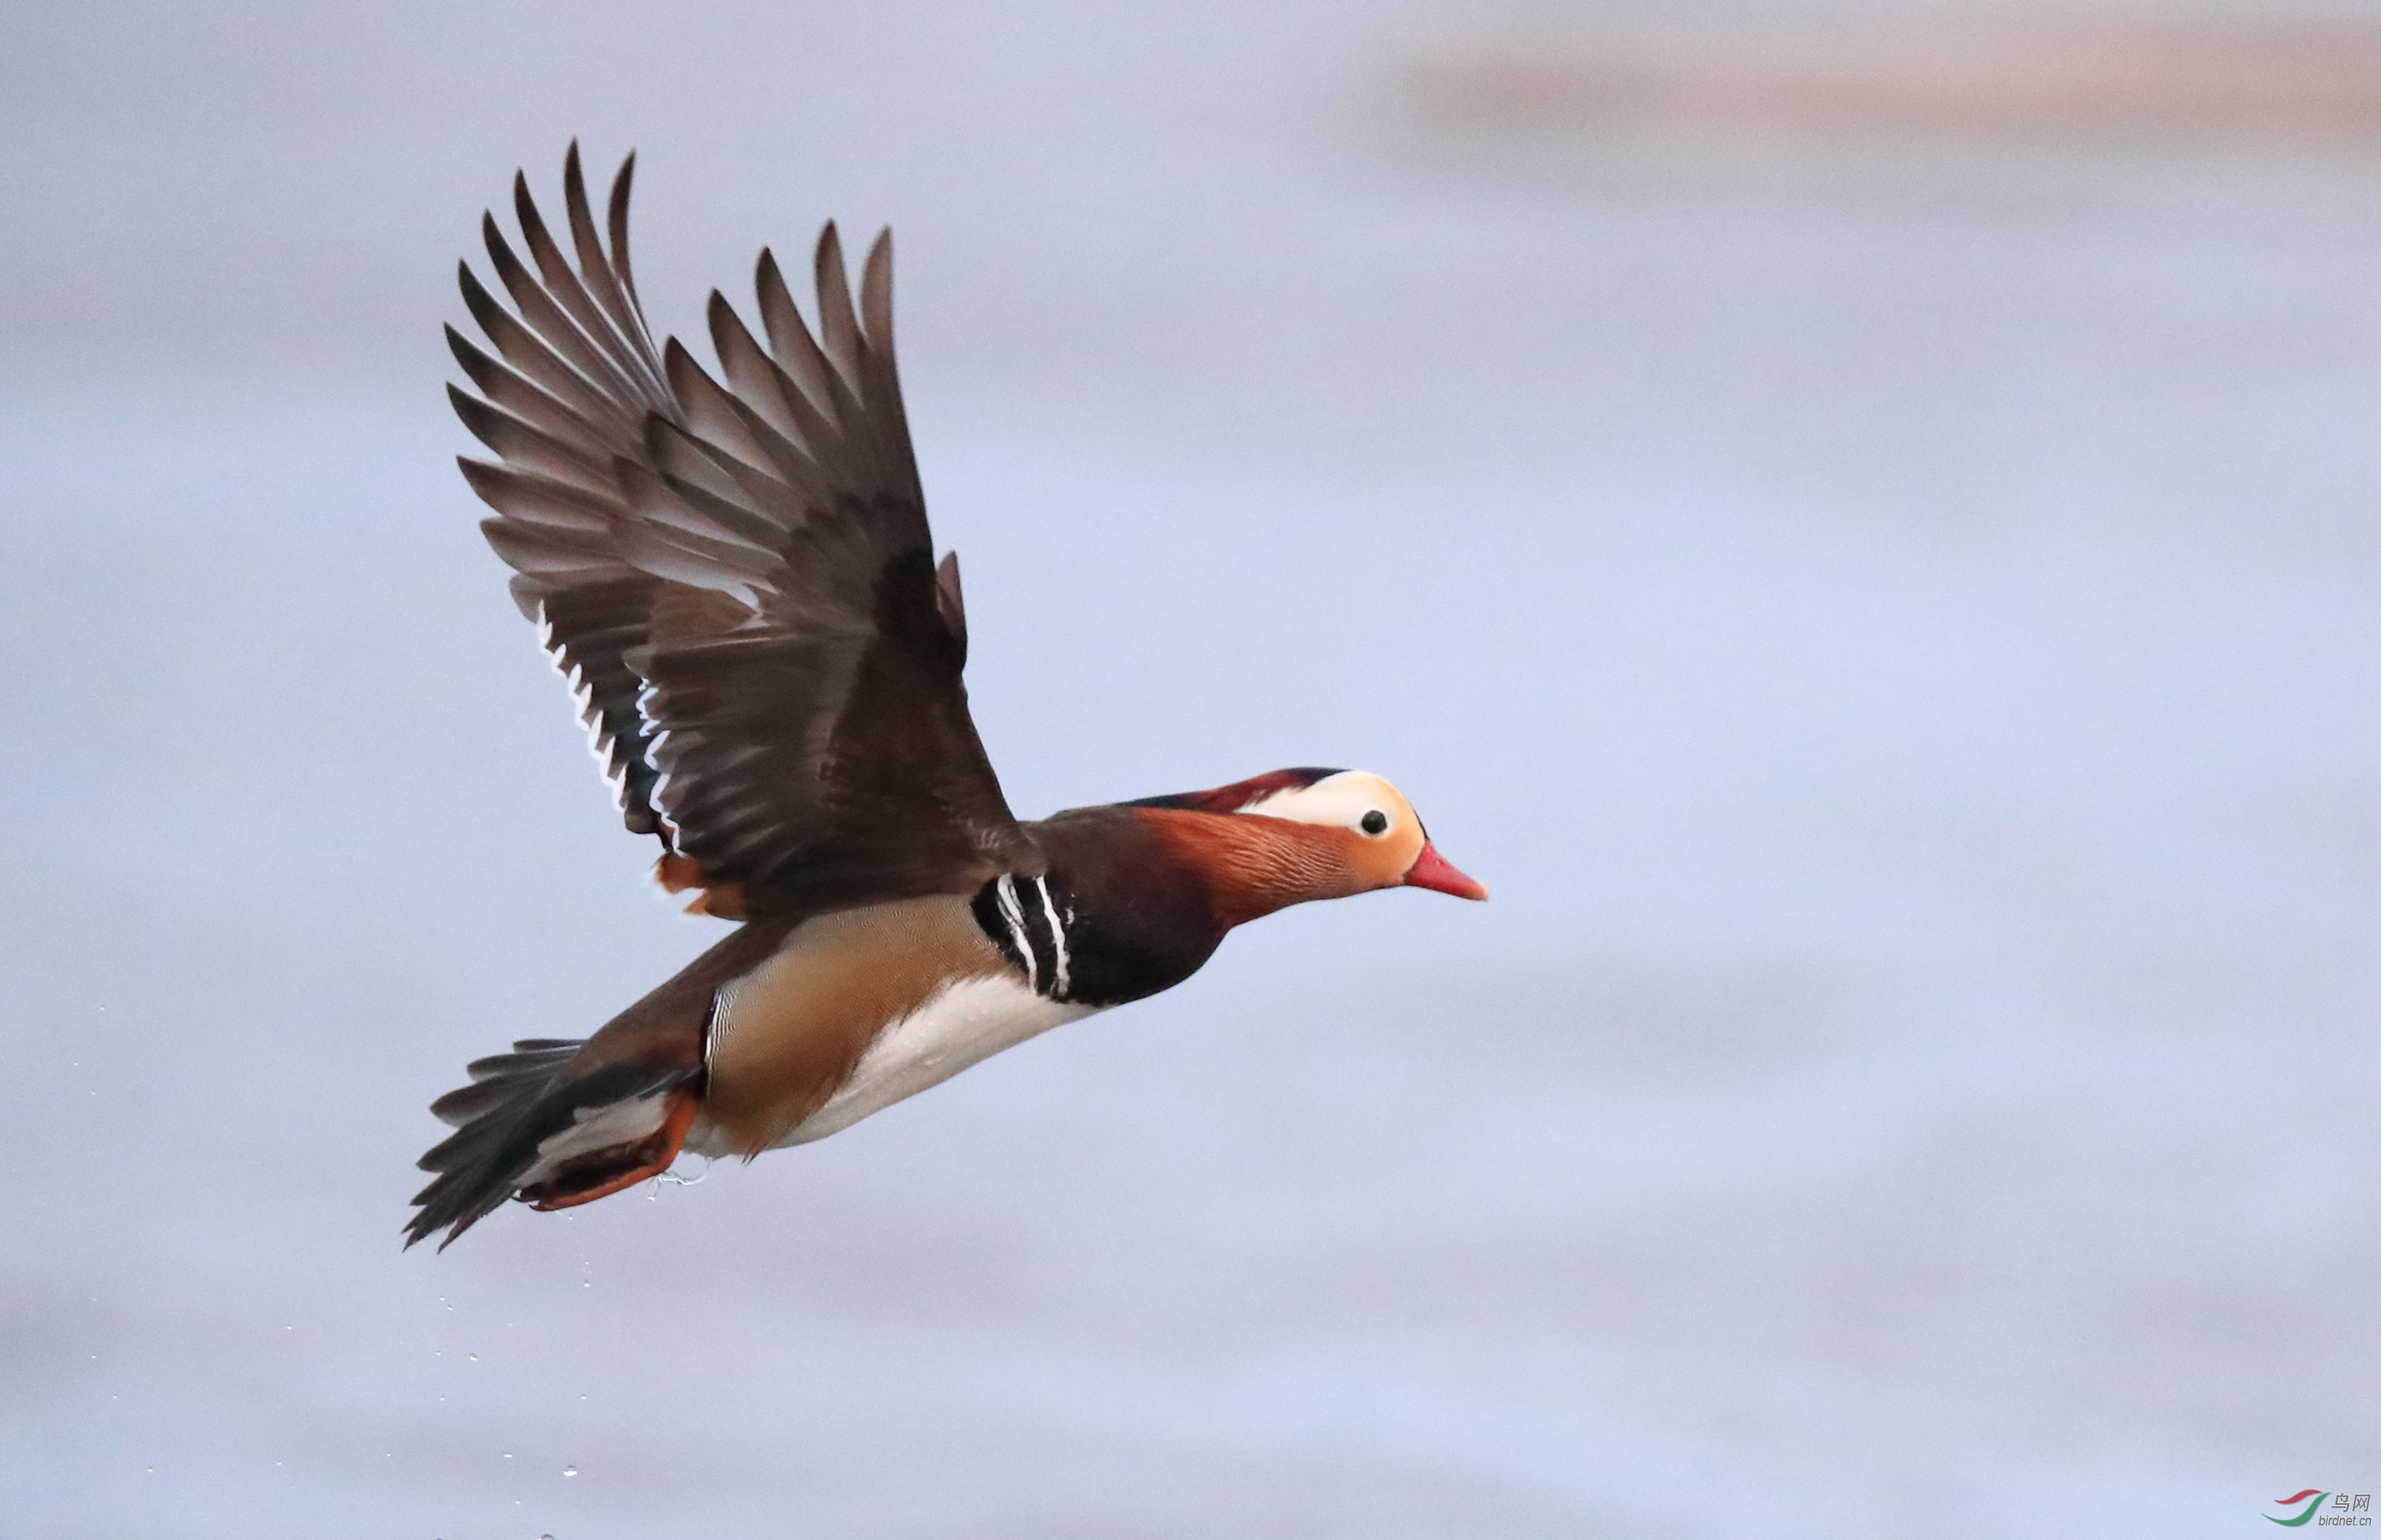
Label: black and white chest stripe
xmin=971 ymin=872 xmax=1075 ymax=1001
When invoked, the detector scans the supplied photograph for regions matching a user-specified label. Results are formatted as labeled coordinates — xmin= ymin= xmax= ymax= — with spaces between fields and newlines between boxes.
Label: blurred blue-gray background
xmin=5 ymin=2 xmax=2377 ymax=1535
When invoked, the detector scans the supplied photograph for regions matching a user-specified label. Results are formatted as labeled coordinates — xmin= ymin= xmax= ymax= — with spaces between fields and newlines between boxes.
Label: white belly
xmin=772 ymin=973 xmax=1099 ymax=1147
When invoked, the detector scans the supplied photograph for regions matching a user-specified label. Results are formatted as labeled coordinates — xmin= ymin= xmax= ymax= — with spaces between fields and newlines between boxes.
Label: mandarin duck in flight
xmin=405 ymin=146 xmax=1486 ymax=1250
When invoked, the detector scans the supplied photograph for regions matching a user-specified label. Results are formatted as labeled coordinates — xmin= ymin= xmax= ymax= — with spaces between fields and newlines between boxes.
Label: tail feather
xmin=425 ymin=1040 xmax=583 ymax=1130
xmin=403 ymin=1040 xmax=696 ymax=1250
xmin=404 ymin=915 xmax=795 ymax=1253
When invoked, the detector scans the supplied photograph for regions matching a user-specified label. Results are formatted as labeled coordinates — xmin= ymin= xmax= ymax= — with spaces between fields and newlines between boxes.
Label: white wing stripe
xmin=538 ymin=599 xmax=633 ymax=815
xmin=635 ymin=676 xmax=685 ymax=850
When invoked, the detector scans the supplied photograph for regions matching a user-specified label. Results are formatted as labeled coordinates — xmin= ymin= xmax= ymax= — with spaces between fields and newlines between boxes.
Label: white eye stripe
xmin=1233 ymin=771 xmax=1420 ymax=851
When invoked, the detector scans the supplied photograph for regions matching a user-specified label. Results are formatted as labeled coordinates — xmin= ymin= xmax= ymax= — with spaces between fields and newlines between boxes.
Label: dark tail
xmin=404 ymin=918 xmax=792 ymax=1251
xmin=403 ymin=1040 xmax=697 ymax=1250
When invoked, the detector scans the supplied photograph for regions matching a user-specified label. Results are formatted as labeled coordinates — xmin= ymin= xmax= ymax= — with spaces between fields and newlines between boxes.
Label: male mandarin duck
xmin=405 ymin=146 xmax=1486 ymax=1250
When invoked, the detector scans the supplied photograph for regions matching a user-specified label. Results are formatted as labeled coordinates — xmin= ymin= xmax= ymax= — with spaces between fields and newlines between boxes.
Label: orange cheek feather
xmin=1136 ymin=808 xmax=1367 ymax=927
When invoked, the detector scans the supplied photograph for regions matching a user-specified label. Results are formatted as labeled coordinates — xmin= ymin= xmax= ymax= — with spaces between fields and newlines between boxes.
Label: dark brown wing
xmin=448 ymin=143 xmax=674 ymax=836
xmin=450 ymin=146 xmax=1032 ymax=914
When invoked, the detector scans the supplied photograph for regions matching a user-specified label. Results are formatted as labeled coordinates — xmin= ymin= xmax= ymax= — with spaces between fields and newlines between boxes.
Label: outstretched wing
xmin=450 ymin=145 xmax=1031 ymax=916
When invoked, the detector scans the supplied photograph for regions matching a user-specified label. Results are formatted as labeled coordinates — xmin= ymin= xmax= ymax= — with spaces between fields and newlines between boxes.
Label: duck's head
xmin=1131 ymin=767 xmax=1486 ymax=920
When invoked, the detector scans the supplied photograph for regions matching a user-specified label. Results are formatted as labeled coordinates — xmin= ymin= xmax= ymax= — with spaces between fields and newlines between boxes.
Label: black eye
xmin=1360 ymin=810 xmax=1389 ymax=836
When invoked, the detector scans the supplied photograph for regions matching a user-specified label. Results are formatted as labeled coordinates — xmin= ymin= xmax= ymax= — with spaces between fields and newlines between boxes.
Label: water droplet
xmin=467 ymin=1353 xmax=479 ymax=1362
xmin=658 ymin=1154 xmax=712 ymax=1187
xmin=563 ymin=1465 xmax=577 ymax=1478
xmin=501 ymin=1452 xmax=513 ymax=1460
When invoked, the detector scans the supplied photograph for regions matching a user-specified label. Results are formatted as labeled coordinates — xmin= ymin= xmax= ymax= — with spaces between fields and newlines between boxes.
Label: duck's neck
xmin=1134 ymin=807 xmax=1360 ymax=929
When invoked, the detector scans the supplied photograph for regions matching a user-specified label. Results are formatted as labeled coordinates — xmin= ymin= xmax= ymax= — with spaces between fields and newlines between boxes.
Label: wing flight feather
xmin=447 ymin=144 xmax=1025 ymax=910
